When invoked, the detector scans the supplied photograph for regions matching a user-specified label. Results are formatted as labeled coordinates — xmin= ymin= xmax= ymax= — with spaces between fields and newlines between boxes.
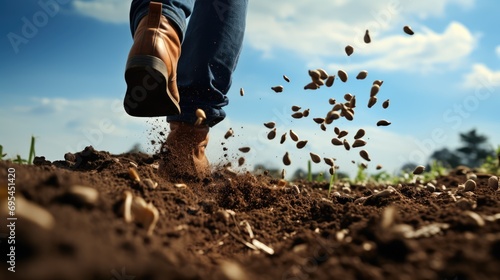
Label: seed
xmin=331 ymin=138 xmax=343 ymax=146
xmin=325 ymin=75 xmax=335 ymax=87
xmin=129 ymin=167 xmax=141 ymax=182
xmin=238 ymin=157 xmax=245 ymax=166
xmin=310 ymin=153 xmax=321 ymax=163
xmin=328 ymin=98 xmax=336 ymax=105
xmin=280 ymin=133 xmax=287 ymax=144
xmin=195 ymin=108 xmax=206 ymax=119
xmin=174 ymin=183 xmax=188 ymax=188
xmin=67 ymin=185 xmax=99 ymax=205
xmin=325 ymin=111 xmax=340 ymax=124
xmin=131 ymin=196 xmax=159 ymax=236
xmin=377 ymin=119 xmax=391 ymax=126
xmin=16 ymin=196 xmax=55 ymax=230
xmin=382 ymin=99 xmax=390 ymax=109
xmin=240 ymin=88 xmax=244 ymax=96
xmin=291 ymin=106 xmax=301 ymax=112
xmin=488 ymin=176 xmax=499 ymax=190
xmin=373 ymin=80 xmax=384 ymax=86
xmin=403 ymin=25 xmax=414 ymax=35
xmin=464 ymin=211 xmax=485 ymax=227
xmin=343 ymin=139 xmax=351 ymax=151
xmin=313 ymin=118 xmax=325 ymax=124
xmin=334 ymin=127 xmax=340 ymax=135
xmin=302 ymin=109 xmax=310 ymax=117
xmin=292 ymin=112 xmax=304 ymax=119
xmin=376 ymin=164 xmax=383 ymax=170
xmin=296 ymin=140 xmax=308 ymax=149
xmin=324 ymin=157 xmax=335 ymax=166
xmin=344 ymin=93 xmax=353 ymax=101
xmin=224 ymin=128 xmax=234 ymax=139
xmin=329 ymin=167 xmax=335 ymax=175
xmin=370 ymin=84 xmax=380 ymax=97
xmin=143 ymin=178 xmax=158 ymax=189
xmin=356 ymin=70 xmax=368 ymax=80
xmin=352 ymin=139 xmax=367 ymax=148
xmin=345 ymin=45 xmax=354 ymax=56
xmin=360 ymin=150 xmax=371 ymax=161
xmin=283 ymin=75 xmax=290 ymax=82
xmin=281 ymin=169 xmax=286 ymax=179
xmin=364 ymin=29 xmax=371 ymax=43
xmin=354 ymin=129 xmax=365 ymax=139
xmin=238 ymin=147 xmax=251 ymax=153
xmin=320 ymin=124 xmax=327 ymax=131
xmin=464 ymin=179 xmax=476 ymax=192
xmin=317 ymin=69 xmax=329 ymax=80
xmin=194 ymin=117 xmax=204 ymax=126
xmin=332 ymin=103 xmax=342 ymax=111
xmin=129 ymin=161 xmax=138 ymax=168
xmin=338 ymin=130 xmax=348 ymax=138
xmin=123 ymin=191 xmax=133 ymax=223
xmin=304 ymin=82 xmax=320 ymax=90
xmin=289 ymin=130 xmax=299 ymax=142
xmin=267 ymin=128 xmax=277 ymax=140
xmin=413 ymin=165 xmax=425 ymax=175
xmin=338 ymin=70 xmax=348 ymax=82
xmin=271 ymin=85 xmax=284 ymax=93
xmin=308 ymin=69 xmax=321 ymax=80
xmin=264 ymin=122 xmax=276 ymax=129
xmin=360 ymin=162 xmax=368 ymax=169
xmin=283 ymin=152 xmax=291 ymax=166
xmin=368 ymin=96 xmax=377 ymax=108
xmin=349 ymin=96 xmax=356 ymax=108
xmin=343 ymin=109 xmax=354 ymax=121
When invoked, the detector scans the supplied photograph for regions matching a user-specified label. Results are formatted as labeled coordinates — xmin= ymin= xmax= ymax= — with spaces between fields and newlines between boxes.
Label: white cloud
xmin=73 ymin=0 xmax=129 ymax=24
xmin=462 ymin=63 xmax=500 ymax=89
xmin=246 ymin=0 xmax=476 ymax=73
xmin=496 ymin=45 xmax=500 ymax=58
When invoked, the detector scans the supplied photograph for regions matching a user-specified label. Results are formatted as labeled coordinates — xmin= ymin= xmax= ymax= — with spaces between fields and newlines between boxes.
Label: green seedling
xmin=328 ymin=172 xmax=336 ymax=196
xmin=28 ymin=135 xmax=36 ymax=165
xmin=0 ymin=145 xmax=7 ymax=160
xmin=480 ymin=145 xmax=500 ymax=175
xmin=307 ymin=160 xmax=312 ymax=182
xmin=1 ymin=136 xmax=37 ymax=164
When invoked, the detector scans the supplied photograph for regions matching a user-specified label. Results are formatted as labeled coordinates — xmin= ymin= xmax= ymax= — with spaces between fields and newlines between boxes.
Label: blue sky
xmin=1 ymin=0 xmax=499 ymax=177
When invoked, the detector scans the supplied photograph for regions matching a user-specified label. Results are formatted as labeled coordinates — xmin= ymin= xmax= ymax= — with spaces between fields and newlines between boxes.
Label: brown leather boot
xmin=124 ymin=1 xmax=181 ymax=117
xmin=160 ymin=122 xmax=210 ymax=180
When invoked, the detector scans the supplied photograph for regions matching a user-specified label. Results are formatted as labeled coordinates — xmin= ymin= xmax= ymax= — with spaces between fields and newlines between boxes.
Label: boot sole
xmin=124 ymin=55 xmax=180 ymax=117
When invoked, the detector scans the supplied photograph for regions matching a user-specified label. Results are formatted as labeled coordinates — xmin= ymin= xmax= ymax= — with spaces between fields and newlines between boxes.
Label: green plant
xmin=1 ymin=136 xmax=36 ymax=164
xmin=352 ymin=164 xmax=367 ymax=184
xmin=328 ymin=172 xmax=336 ymax=196
xmin=480 ymin=145 xmax=500 ymax=175
xmin=0 ymin=145 xmax=7 ymax=160
xmin=307 ymin=160 xmax=312 ymax=182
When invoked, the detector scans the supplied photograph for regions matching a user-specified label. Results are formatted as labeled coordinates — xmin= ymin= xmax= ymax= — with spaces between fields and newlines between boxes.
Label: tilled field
xmin=1 ymin=147 xmax=500 ymax=280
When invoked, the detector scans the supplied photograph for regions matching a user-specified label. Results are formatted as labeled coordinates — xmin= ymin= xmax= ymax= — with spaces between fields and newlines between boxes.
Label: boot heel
xmin=124 ymin=55 xmax=180 ymax=117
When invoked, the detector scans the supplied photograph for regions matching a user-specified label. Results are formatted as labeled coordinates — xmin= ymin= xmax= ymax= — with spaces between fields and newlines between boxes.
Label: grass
xmin=1 ymin=136 xmax=36 ymax=164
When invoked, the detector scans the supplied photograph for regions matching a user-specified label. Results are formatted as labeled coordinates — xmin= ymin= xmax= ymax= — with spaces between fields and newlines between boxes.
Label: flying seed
xmin=302 ymin=109 xmax=310 ymax=117
xmin=356 ymin=70 xmax=368 ymax=80
xmin=334 ymin=127 xmax=340 ymax=135
xmin=291 ymin=106 xmax=301 ymax=112
xmin=308 ymin=69 xmax=321 ymax=80
xmin=324 ymin=157 xmax=335 ymax=166
xmin=345 ymin=45 xmax=354 ymax=56
xmin=224 ymin=128 xmax=234 ymax=139
xmin=328 ymin=98 xmax=336 ymax=105
xmin=292 ymin=112 xmax=304 ymax=119
xmin=349 ymin=96 xmax=356 ymax=108
xmin=283 ymin=75 xmax=290 ymax=82
xmin=360 ymin=163 xmax=368 ymax=169
xmin=343 ymin=109 xmax=354 ymax=121
xmin=354 ymin=129 xmax=365 ymax=139
xmin=238 ymin=147 xmax=251 ymax=153
xmin=370 ymin=84 xmax=380 ymax=97
xmin=271 ymin=85 xmax=284 ymax=93
xmin=382 ymin=99 xmax=390 ymax=109
xmin=296 ymin=140 xmax=308 ymax=149
xmin=196 ymin=108 xmax=206 ymax=119
xmin=352 ymin=139 xmax=367 ymax=148
xmin=373 ymin=80 xmax=384 ymax=86
xmin=413 ymin=165 xmax=425 ymax=175
xmin=488 ymin=176 xmax=499 ymax=190
xmin=364 ymin=29 xmax=371 ymax=43
xmin=338 ymin=70 xmax=348 ymax=82
xmin=360 ymin=150 xmax=371 ymax=161
xmin=304 ymin=82 xmax=320 ymax=90
xmin=464 ymin=179 xmax=476 ymax=192
xmin=280 ymin=133 xmax=287 ymax=144
xmin=281 ymin=169 xmax=286 ymax=179
xmin=326 ymin=76 xmax=335 ymax=87
xmin=310 ymin=153 xmax=321 ymax=163
xmin=240 ymin=88 xmax=244 ymax=96
xmin=332 ymin=103 xmax=342 ymax=111
xmin=343 ymin=139 xmax=351 ymax=151
xmin=143 ymin=178 xmax=158 ymax=189
xmin=329 ymin=167 xmax=335 ymax=175
xmin=264 ymin=122 xmax=276 ymax=129
xmin=403 ymin=25 xmax=414 ymax=35
xmin=238 ymin=157 xmax=245 ymax=167
xmin=376 ymin=164 xmax=383 ymax=170
xmin=344 ymin=93 xmax=353 ymax=101
xmin=129 ymin=167 xmax=141 ymax=182
xmin=267 ymin=128 xmax=277 ymax=140
xmin=331 ymin=138 xmax=343 ymax=146
xmin=377 ymin=119 xmax=391 ymax=126
xmin=283 ymin=152 xmax=291 ymax=166
xmin=194 ymin=117 xmax=204 ymax=126
xmin=317 ymin=69 xmax=329 ymax=80
xmin=313 ymin=118 xmax=325 ymax=124
xmin=338 ymin=130 xmax=348 ymax=138
xmin=368 ymin=96 xmax=377 ymax=108
xmin=320 ymin=123 xmax=327 ymax=131
xmin=290 ymin=130 xmax=299 ymax=142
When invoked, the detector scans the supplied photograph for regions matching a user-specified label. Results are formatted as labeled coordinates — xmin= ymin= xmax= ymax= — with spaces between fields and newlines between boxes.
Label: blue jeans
xmin=130 ymin=0 xmax=248 ymax=127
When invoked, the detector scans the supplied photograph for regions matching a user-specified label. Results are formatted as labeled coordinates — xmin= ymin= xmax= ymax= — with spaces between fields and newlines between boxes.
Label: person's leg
xmin=167 ymin=0 xmax=249 ymax=127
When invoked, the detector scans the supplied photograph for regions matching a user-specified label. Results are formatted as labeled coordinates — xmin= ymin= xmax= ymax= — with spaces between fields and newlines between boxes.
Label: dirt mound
xmin=1 ymin=147 xmax=500 ymax=280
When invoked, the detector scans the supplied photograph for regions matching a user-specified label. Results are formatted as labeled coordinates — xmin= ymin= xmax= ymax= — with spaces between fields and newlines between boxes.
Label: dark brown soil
xmin=1 ymin=147 xmax=500 ymax=280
